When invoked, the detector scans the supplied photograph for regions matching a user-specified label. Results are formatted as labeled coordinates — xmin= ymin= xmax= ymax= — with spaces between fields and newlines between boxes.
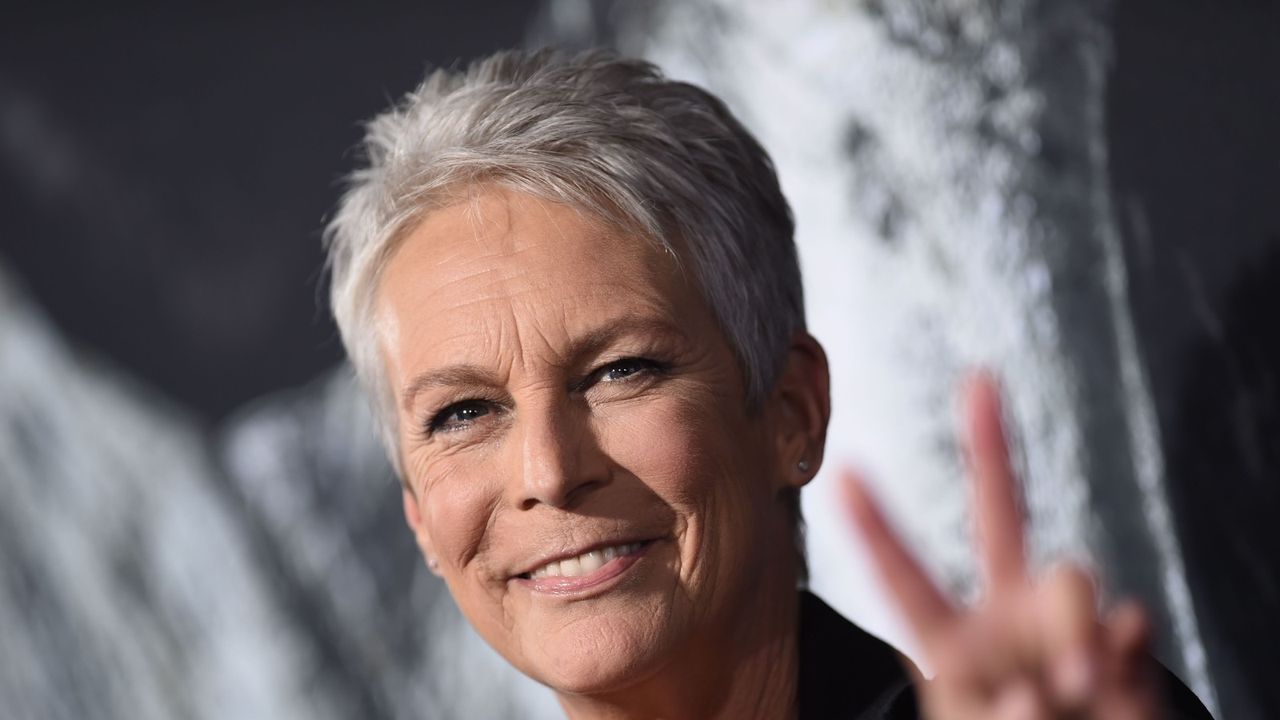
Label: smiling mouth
xmin=519 ymin=540 xmax=650 ymax=580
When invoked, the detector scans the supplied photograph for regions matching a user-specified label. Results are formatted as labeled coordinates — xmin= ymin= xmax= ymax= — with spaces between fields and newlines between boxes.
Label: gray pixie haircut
xmin=324 ymin=49 xmax=807 ymax=571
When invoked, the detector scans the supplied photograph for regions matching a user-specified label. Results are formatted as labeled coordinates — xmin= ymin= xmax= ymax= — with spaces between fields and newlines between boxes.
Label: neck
xmin=555 ymin=571 xmax=800 ymax=720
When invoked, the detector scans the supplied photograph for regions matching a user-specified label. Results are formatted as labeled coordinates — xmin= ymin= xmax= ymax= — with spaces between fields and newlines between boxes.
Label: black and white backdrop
xmin=2 ymin=2 xmax=1276 ymax=718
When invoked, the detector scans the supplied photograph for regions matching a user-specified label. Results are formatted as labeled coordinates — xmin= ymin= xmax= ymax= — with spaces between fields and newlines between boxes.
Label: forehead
xmin=374 ymin=188 xmax=701 ymax=373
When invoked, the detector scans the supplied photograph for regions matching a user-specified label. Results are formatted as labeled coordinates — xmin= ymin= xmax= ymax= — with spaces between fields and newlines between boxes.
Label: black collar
xmin=796 ymin=590 xmax=918 ymax=719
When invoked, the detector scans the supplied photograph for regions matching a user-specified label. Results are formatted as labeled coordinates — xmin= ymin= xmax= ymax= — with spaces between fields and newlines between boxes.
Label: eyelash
xmin=576 ymin=356 xmax=667 ymax=391
xmin=422 ymin=357 xmax=668 ymax=437
xmin=427 ymin=399 xmax=495 ymax=435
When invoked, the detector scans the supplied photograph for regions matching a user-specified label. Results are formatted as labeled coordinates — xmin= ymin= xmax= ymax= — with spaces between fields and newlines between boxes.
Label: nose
xmin=512 ymin=397 xmax=607 ymax=510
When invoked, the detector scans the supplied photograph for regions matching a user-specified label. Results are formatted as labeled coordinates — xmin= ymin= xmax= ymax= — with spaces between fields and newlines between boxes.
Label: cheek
xmin=596 ymin=396 xmax=719 ymax=505
xmin=596 ymin=392 xmax=772 ymax=564
xmin=418 ymin=459 xmax=499 ymax=572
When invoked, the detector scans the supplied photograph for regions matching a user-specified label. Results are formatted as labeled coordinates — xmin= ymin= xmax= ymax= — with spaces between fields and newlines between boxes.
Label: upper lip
xmin=512 ymin=536 xmax=654 ymax=579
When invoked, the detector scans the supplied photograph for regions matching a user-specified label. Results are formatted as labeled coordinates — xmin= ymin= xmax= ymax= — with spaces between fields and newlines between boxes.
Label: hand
xmin=842 ymin=372 xmax=1163 ymax=719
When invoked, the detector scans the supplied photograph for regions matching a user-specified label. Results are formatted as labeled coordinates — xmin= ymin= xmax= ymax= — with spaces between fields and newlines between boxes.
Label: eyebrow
xmin=399 ymin=316 xmax=686 ymax=412
xmin=400 ymin=365 xmax=497 ymax=412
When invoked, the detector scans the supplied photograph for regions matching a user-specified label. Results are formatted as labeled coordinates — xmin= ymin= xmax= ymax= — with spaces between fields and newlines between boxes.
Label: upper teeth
xmin=529 ymin=542 xmax=643 ymax=580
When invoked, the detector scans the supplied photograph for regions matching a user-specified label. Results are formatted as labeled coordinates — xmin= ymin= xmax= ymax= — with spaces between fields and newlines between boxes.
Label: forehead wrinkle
xmin=512 ymin=306 xmax=572 ymax=383
xmin=458 ymin=185 xmax=594 ymax=262
xmin=503 ymin=188 xmax=629 ymax=265
xmin=465 ymin=225 xmax=624 ymax=383
xmin=401 ymin=307 xmax=689 ymax=413
xmin=387 ymin=187 xmax=703 ymax=409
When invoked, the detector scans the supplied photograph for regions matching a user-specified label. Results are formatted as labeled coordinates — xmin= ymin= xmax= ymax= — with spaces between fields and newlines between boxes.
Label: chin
xmin=512 ymin=600 xmax=685 ymax=697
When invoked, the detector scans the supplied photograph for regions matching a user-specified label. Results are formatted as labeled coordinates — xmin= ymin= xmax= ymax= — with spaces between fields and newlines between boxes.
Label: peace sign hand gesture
xmin=843 ymin=373 xmax=1164 ymax=719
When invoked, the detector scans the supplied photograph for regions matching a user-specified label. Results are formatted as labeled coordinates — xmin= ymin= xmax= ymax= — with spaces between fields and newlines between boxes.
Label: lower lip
xmin=516 ymin=541 xmax=654 ymax=596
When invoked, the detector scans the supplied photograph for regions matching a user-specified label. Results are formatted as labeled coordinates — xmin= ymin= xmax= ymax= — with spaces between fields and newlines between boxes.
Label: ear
xmin=402 ymin=487 xmax=442 ymax=576
xmin=767 ymin=332 xmax=831 ymax=491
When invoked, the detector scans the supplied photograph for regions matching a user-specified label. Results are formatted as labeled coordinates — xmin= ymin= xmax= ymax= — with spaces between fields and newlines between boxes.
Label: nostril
xmin=515 ymin=412 xmax=611 ymax=509
xmin=562 ymin=477 xmax=605 ymax=509
xmin=517 ymin=476 xmax=605 ymax=512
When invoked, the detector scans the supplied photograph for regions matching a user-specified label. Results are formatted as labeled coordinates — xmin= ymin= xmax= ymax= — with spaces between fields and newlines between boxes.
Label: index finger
xmin=963 ymin=371 xmax=1028 ymax=592
xmin=840 ymin=467 xmax=956 ymax=650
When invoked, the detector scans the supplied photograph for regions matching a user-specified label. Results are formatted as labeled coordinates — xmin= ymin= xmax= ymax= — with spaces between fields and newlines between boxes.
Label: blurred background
xmin=1 ymin=1 xmax=1276 ymax=718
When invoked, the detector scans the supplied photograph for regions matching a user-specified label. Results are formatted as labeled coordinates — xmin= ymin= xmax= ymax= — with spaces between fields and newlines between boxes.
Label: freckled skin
xmin=377 ymin=187 xmax=828 ymax=719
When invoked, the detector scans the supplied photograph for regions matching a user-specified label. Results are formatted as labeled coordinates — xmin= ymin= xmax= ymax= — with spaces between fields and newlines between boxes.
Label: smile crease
xmin=521 ymin=542 xmax=645 ymax=580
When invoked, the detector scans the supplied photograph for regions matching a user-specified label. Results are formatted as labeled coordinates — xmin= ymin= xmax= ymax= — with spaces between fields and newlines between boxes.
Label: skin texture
xmin=843 ymin=374 xmax=1164 ymax=719
xmin=376 ymin=187 xmax=831 ymax=719
xmin=376 ymin=185 xmax=1165 ymax=719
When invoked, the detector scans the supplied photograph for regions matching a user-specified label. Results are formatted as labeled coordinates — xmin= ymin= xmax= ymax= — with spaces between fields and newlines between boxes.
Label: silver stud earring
xmin=428 ymin=558 xmax=440 ymax=572
xmin=797 ymin=459 xmax=811 ymax=473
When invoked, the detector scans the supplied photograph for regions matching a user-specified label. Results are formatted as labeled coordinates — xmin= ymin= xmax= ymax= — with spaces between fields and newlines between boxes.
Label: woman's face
xmin=377 ymin=188 xmax=804 ymax=694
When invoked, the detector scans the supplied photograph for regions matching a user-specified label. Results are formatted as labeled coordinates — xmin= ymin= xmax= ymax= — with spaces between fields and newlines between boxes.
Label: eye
xmin=427 ymin=400 xmax=493 ymax=435
xmin=603 ymin=358 xmax=654 ymax=381
xmin=581 ymin=357 xmax=667 ymax=390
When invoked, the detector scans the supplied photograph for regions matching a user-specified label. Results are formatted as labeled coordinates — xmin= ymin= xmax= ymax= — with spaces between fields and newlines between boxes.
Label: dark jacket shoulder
xmin=797 ymin=590 xmax=918 ymax=719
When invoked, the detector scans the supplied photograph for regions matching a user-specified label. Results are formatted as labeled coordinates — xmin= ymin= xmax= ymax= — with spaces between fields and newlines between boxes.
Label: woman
xmin=324 ymin=49 xmax=1211 ymax=719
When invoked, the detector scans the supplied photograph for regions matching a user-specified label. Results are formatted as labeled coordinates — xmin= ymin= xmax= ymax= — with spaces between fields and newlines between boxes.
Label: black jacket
xmin=796 ymin=591 xmax=1213 ymax=719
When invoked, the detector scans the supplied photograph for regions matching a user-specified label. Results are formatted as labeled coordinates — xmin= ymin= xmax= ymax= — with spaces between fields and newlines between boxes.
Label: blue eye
xmin=602 ymin=358 xmax=653 ymax=382
xmin=428 ymin=401 xmax=492 ymax=434
xmin=586 ymin=357 xmax=669 ymax=390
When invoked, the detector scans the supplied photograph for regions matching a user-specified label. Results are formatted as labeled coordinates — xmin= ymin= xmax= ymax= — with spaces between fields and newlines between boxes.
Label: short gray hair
xmin=325 ymin=47 xmax=805 ymax=490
